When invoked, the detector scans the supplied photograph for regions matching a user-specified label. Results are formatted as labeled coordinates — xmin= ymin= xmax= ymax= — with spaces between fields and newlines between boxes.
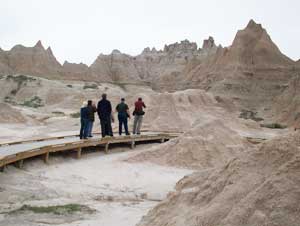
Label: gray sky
xmin=1 ymin=0 xmax=299 ymax=65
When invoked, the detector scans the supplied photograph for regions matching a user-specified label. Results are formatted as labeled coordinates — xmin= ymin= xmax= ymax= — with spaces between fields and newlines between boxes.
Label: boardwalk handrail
xmin=0 ymin=132 xmax=180 ymax=171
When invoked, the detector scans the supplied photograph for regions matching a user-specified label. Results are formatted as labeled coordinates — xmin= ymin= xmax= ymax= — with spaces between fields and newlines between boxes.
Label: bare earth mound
xmin=128 ymin=118 xmax=251 ymax=169
xmin=137 ymin=131 xmax=300 ymax=226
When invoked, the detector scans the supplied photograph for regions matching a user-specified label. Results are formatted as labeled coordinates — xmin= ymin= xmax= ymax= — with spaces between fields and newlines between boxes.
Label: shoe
xmin=126 ymin=133 xmax=130 ymax=136
xmin=83 ymin=137 xmax=88 ymax=139
xmin=88 ymin=135 xmax=93 ymax=137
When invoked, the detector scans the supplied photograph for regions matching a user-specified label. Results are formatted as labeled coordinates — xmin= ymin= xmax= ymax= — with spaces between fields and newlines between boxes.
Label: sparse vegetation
xmin=67 ymin=84 xmax=73 ymax=88
xmin=239 ymin=110 xmax=264 ymax=122
xmin=21 ymin=96 xmax=44 ymax=108
xmin=294 ymin=112 xmax=300 ymax=121
xmin=6 ymin=75 xmax=37 ymax=95
xmin=4 ymin=96 xmax=16 ymax=104
xmin=7 ymin=204 xmax=95 ymax=215
xmin=70 ymin=112 xmax=80 ymax=118
xmin=52 ymin=111 xmax=65 ymax=115
xmin=6 ymin=74 xmax=36 ymax=84
xmin=83 ymin=83 xmax=98 ymax=89
xmin=117 ymin=83 xmax=127 ymax=91
xmin=260 ymin=123 xmax=287 ymax=129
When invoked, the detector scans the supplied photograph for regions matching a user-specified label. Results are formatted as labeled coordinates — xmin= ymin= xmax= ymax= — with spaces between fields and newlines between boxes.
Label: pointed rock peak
xmin=142 ymin=47 xmax=151 ymax=54
xmin=34 ymin=40 xmax=44 ymax=49
xmin=202 ymin=36 xmax=216 ymax=49
xmin=46 ymin=46 xmax=53 ymax=55
xmin=111 ymin=49 xmax=122 ymax=55
xmin=63 ymin=60 xmax=69 ymax=66
xmin=246 ymin=19 xmax=263 ymax=30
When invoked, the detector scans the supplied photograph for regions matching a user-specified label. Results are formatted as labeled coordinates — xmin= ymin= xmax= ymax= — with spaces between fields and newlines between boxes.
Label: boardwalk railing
xmin=0 ymin=132 xmax=180 ymax=171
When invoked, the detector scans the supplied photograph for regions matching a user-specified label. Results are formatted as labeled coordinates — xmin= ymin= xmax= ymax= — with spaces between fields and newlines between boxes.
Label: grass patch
xmin=66 ymin=84 xmax=73 ymax=88
xmin=21 ymin=96 xmax=44 ymax=108
xmin=8 ymin=204 xmax=94 ymax=215
xmin=52 ymin=111 xmax=65 ymax=115
xmin=260 ymin=123 xmax=287 ymax=129
xmin=4 ymin=96 xmax=16 ymax=104
xmin=83 ymin=83 xmax=98 ymax=89
xmin=70 ymin=112 xmax=80 ymax=118
xmin=239 ymin=110 xmax=264 ymax=122
xmin=6 ymin=75 xmax=37 ymax=95
xmin=6 ymin=74 xmax=36 ymax=84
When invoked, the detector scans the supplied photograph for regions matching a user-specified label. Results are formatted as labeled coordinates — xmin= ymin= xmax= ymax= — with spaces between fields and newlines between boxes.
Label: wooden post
xmin=44 ymin=152 xmax=49 ymax=164
xmin=131 ymin=141 xmax=135 ymax=149
xmin=76 ymin=148 xmax=82 ymax=159
xmin=105 ymin=143 xmax=109 ymax=154
xmin=15 ymin=160 xmax=24 ymax=169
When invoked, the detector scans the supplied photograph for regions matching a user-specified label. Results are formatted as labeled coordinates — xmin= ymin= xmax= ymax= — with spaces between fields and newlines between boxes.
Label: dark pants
xmin=100 ymin=117 xmax=113 ymax=137
xmin=118 ymin=113 xmax=129 ymax=135
xmin=87 ymin=120 xmax=94 ymax=137
xmin=80 ymin=118 xmax=89 ymax=139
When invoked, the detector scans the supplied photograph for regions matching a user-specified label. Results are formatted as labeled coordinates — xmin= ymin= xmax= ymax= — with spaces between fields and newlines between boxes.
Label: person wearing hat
xmin=116 ymin=97 xmax=130 ymax=135
xmin=80 ymin=101 xmax=89 ymax=139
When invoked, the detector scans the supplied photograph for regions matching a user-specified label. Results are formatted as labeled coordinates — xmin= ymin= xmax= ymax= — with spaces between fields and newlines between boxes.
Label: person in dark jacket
xmin=97 ymin=94 xmax=114 ymax=137
xmin=116 ymin=98 xmax=130 ymax=136
xmin=133 ymin=97 xmax=146 ymax=135
xmin=87 ymin=100 xmax=97 ymax=137
xmin=80 ymin=101 xmax=89 ymax=139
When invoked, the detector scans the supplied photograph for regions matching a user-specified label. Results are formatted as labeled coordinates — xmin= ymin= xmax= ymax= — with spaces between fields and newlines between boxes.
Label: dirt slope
xmin=137 ymin=131 xmax=300 ymax=226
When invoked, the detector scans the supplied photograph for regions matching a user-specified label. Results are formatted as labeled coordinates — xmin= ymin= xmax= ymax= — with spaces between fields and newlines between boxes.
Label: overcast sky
xmin=1 ymin=0 xmax=299 ymax=65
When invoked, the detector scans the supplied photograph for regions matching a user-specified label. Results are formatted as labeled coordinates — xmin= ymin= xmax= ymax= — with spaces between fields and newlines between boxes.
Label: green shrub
xmin=239 ymin=110 xmax=264 ymax=122
xmin=8 ymin=204 xmax=94 ymax=215
xmin=70 ymin=112 xmax=80 ymax=118
xmin=22 ymin=96 xmax=44 ymax=108
xmin=4 ymin=96 xmax=16 ymax=104
xmin=6 ymin=74 xmax=36 ymax=83
xmin=52 ymin=111 xmax=65 ymax=115
xmin=260 ymin=123 xmax=287 ymax=129
xmin=6 ymin=75 xmax=37 ymax=95
xmin=66 ymin=84 xmax=73 ymax=88
xmin=83 ymin=83 xmax=98 ymax=89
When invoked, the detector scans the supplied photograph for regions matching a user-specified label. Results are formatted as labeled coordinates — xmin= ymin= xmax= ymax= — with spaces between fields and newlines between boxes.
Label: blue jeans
xmin=80 ymin=118 xmax=89 ymax=139
xmin=87 ymin=121 xmax=94 ymax=137
xmin=118 ymin=113 xmax=129 ymax=135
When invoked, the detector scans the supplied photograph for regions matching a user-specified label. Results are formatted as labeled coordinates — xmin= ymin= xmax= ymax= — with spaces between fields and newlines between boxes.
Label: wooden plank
xmin=0 ymin=132 xmax=180 ymax=168
xmin=76 ymin=148 xmax=82 ymax=159
xmin=105 ymin=143 xmax=109 ymax=154
xmin=131 ymin=141 xmax=135 ymax=149
xmin=15 ymin=159 xmax=24 ymax=169
xmin=44 ymin=152 xmax=50 ymax=164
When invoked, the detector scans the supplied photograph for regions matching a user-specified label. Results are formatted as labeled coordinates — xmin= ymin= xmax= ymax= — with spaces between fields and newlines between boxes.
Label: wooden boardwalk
xmin=0 ymin=132 xmax=180 ymax=171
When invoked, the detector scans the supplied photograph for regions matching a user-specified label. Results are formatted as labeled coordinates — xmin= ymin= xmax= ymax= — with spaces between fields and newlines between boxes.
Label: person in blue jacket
xmin=80 ymin=101 xmax=89 ymax=139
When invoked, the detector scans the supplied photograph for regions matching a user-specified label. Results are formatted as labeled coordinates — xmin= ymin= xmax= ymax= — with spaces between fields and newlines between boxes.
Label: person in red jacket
xmin=133 ymin=97 xmax=146 ymax=135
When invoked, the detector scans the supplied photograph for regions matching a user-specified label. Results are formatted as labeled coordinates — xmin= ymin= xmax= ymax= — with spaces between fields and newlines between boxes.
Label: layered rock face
xmin=0 ymin=38 xmax=218 ymax=85
xmin=185 ymin=20 xmax=299 ymax=115
xmin=0 ymin=20 xmax=299 ymax=123
xmin=0 ymin=41 xmax=62 ymax=78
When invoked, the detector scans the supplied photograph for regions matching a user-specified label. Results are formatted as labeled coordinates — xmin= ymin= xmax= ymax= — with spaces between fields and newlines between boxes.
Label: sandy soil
xmin=0 ymin=144 xmax=192 ymax=226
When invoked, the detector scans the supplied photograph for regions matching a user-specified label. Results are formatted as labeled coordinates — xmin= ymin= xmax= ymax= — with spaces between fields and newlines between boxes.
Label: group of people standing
xmin=80 ymin=94 xmax=146 ymax=139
